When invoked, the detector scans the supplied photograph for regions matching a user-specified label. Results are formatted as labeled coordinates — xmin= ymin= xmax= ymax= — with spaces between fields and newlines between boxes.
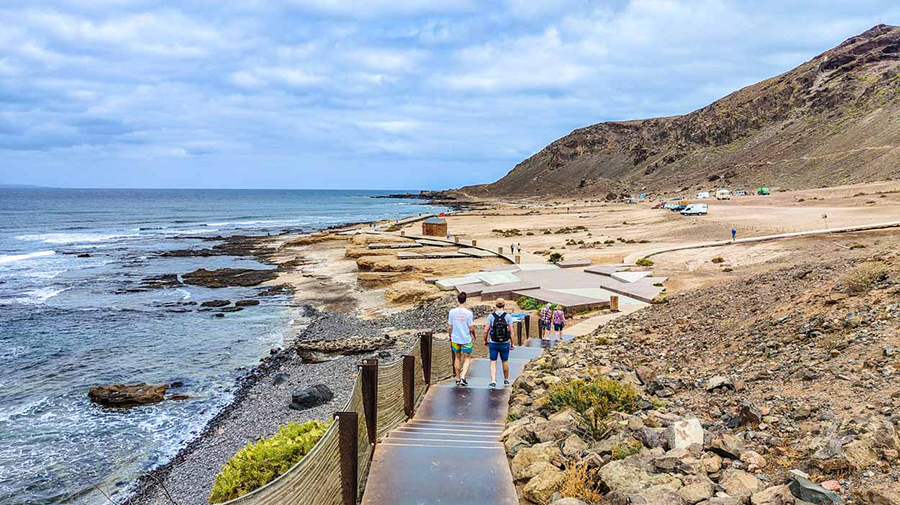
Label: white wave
xmin=0 ymin=286 xmax=70 ymax=306
xmin=206 ymin=222 xmax=231 ymax=227
xmin=0 ymin=250 xmax=56 ymax=265
xmin=0 ymin=396 xmax=49 ymax=423
xmin=176 ymin=288 xmax=191 ymax=301
xmin=171 ymin=228 xmax=219 ymax=235
xmin=16 ymin=233 xmax=139 ymax=245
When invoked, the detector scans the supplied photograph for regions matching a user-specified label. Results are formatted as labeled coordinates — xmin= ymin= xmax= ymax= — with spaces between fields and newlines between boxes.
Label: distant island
xmin=0 ymin=183 xmax=47 ymax=188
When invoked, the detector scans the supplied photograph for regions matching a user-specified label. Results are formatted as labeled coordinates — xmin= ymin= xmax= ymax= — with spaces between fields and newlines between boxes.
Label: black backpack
xmin=491 ymin=312 xmax=510 ymax=343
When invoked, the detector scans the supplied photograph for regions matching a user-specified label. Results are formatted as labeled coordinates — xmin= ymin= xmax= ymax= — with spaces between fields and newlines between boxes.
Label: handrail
xmin=217 ymin=332 xmax=446 ymax=505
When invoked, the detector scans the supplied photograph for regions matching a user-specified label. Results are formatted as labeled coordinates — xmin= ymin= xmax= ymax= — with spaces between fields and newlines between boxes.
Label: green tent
xmin=756 ymin=187 xmax=770 ymax=195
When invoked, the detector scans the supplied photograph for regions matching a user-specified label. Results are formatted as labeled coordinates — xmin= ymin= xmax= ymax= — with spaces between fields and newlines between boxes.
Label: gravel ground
xmin=125 ymin=296 xmax=480 ymax=505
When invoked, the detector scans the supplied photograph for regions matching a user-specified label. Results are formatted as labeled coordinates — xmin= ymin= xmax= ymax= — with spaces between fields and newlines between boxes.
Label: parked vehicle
xmin=757 ymin=187 xmax=770 ymax=195
xmin=663 ymin=203 xmax=679 ymax=210
xmin=681 ymin=204 xmax=708 ymax=216
xmin=653 ymin=202 xmax=666 ymax=209
xmin=670 ymin=204 xmax=687 ymax=212
xmin=696 ymin=191 xmax=710 ymax=199
xmin=626 ymin=197 xmax=637 ymax=204
xmin=715 ymin=189 xmax=731 ymax=200
xmin=733 ymin=190 xmax=748 ymax=196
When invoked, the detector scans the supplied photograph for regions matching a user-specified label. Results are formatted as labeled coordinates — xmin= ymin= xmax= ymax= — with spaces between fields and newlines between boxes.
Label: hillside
xmin=468 ymin=25 xmax=900 ymax=197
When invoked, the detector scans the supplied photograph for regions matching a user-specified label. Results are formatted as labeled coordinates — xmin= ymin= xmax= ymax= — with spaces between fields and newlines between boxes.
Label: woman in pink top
xmin=552 ymin=306 xmax=566 ymax=339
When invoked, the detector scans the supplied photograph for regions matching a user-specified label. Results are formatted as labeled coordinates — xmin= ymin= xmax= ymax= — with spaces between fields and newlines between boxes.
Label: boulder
xmin=720 ymin=469 xmax=763 ymax=501
xmin=295 ymin=336 xmax=396 ymax=355
xmin=679 ymin=480 xmax=715 ymax=504
xmin=740 ymin=450 xmax=767 ymax=469
xmin=298 ymin=351 xmax=336 ymax=363
xmin=511 ymin=442 xmax=563 ymax=479
xmin=289 ymin=384 xmax=334 ymax=410
xmin=599 ymin=459 xmax=682 ymax=495
xmin=631 ymin=489 xmax=685 ymax=505
xmin=710 ymin=433 xmax=745 ymax=458
xmin=200 ymin=300 xmax=230 ymax=307
xmin=665 ymin=418 xmax=704 ymax=450
xmin=88 ymin=383 xmax=168 ymax=408
xmin=551 ymin=499 xmax=588 ymax=505
xmin=562 ymin=434 xmax=588 ymax=456
xmin=518 ymin=461 xmax=557 ymax=481
xmin=707 ymin=375 xmax=734 ymax=391
xmin=182 ymin=267 xmax=278 ymax=288
xmin=788 ymin=474 xmax=844 ymax=504
xmin=235 ymin=299 xmax=261 ymax=307
xmin=864 ymin=486 xmax=900 ymax=505
xmin=523 ymin=468 xmax=566 ymax=505
xmin=751 ymin=485 xmax=795 ymax=505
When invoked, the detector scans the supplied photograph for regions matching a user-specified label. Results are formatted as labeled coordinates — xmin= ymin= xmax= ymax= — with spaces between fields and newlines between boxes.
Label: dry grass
xmin=842 ymin=262 xmax=889 ymax=294
xmin=559 ymin=462 xmax=605 ymax=503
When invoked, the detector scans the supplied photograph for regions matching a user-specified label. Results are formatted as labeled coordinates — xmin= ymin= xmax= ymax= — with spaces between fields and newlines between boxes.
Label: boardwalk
xmin=361 ymin=337 xmax=568 ymax=505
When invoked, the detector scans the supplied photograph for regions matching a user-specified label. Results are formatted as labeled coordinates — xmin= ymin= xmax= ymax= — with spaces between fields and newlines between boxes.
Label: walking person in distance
xmin=484 ymin=298 xmax=515 ymax=388
xmin=448 ymin=292 xmax=474 ymax=386
xmin=552 ymin=305 xmax=566 ymax=339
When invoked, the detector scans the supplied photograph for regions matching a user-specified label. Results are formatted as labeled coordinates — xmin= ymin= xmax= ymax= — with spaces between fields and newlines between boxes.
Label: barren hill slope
xmin=468 ymin=25 xmax=900 ymax=197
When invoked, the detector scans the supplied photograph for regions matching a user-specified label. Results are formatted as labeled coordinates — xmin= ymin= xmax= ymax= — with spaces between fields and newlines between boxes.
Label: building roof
xmin=424 ymin=217 xmax=447 ymax=224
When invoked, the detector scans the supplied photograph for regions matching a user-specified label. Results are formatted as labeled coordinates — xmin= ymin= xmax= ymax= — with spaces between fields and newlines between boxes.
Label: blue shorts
xmin=488 ymin=341 xmax=510 ymax=361
xmin=553 ymin=323 xmax=564 ymax=331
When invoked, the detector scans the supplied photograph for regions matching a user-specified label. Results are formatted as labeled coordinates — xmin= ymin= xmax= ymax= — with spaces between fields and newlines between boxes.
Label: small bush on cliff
xmin=843 ymin=262 xmax=889 ymax=294
xmin=711 ymin=256 xmax=724 ymax=264
xmin=560 ymin=462 xmax=605 ymax=503
xmin=548 ymin=378 xmax=639 ymax=441
xmin=548 ymin=252 xmax=564 ymax=264
xmin=636 ymin=257 xmax=654 ymax=266
xmin=611 ymin=439 xmax=643 ymax=460
xmin=209 ymin=420 xmax=330 ymax=503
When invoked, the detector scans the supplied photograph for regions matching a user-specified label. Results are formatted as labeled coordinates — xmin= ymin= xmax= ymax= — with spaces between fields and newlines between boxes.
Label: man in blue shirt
xmin=448 ymin=292 xmax=474 ymax=386
xmin=483 ymin=298 xmax=515 ymax=388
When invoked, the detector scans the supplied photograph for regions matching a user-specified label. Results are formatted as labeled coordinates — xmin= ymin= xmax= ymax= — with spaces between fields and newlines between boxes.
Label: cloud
xmin=1 ymin=1 xmax=899 ymax=188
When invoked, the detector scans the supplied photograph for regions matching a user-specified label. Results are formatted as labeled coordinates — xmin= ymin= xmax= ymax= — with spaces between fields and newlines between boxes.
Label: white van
xmin=681 ymin=203 xmax=708 ymax=216
xmin=715 ymin=189 xmax=731 ymax=200
xmin=696 ymin=191 xmax=710 ymax=199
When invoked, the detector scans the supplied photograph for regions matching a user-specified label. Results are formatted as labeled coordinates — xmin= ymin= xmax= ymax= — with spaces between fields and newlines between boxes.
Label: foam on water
xmin=0 ymin=250 xmax=56 ymax=264
xmin=0 ymin=286 xmax=70 ymax=305
xmin=16 ymin=232 xmax=140 ymax=245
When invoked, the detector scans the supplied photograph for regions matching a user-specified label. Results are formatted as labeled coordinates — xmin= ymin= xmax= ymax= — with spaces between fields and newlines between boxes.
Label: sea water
xmin=0 ymin=188 xmax=443 ymax=504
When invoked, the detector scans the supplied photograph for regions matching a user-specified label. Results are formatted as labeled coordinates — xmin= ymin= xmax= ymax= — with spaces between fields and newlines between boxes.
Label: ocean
xmin=0 ymin=188 xmax=444 ymax=504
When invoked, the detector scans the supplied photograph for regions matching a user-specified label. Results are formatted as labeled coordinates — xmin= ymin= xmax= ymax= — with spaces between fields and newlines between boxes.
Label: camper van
xmin=696 ymin=191 xmax=710 ymax=199
xmin=715 ymin=189 xmax=731 ymax=200
xmin=681 ymin=203 xmax=708 ymax=216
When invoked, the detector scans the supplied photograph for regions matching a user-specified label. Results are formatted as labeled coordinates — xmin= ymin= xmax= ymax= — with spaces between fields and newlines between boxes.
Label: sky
xmin=0 ymin=1 xmax=898 ymax=190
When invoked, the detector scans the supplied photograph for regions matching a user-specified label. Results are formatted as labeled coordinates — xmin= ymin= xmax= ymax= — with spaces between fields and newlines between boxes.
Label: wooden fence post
xmin=516 ymin=321 xmax=523 ymax=346
xmin=359 ymin=359 xmax=378 ymax=445
xmin=498 ymin=247 xmax=503 ymax=254
xmin=403 ymin=355 xmax=415 ymax=418
xmin=515 ymin=255 xmax=521 ymax=264
xmin=334 ymin=411 xmax=358 ymax=505
xmin=420 ymin=332 xmax=433 ymax=385
xmin=610 ymin=295 xmax=619 ymax=312
xmin=524 ymin=314 xmax=531 ymax=340
xmin=472 ymin=239 xmax=477 ymax=247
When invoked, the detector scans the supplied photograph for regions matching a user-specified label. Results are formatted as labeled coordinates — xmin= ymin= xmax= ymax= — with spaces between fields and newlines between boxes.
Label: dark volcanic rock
xmin=235 ymin=299 xmax=260 ymax=307
xmin=182 ymin=268 xmax=278 ymax=288
xmin=200 ymin=300 xmax=231 ymax=308
xmin=220 ymin=306 xmax=243 ymax=313
xmin=88 ymin=383 xmax=168 ymax=408
xmin=140 ymin=274 xmax=182 ymax=289
xmin=259 ymin=284 xmax=294 ymax=296
xmin=289 ymin=384 xmax=334 ymax=411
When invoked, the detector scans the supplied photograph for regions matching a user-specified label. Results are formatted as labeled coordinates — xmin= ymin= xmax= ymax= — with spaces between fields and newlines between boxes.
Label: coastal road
xmin=622 ymin=220 xmax=900 ymax=265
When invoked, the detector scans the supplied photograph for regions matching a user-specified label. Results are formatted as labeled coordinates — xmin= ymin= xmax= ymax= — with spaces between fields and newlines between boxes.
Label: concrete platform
xmin=368 ymin=242 xmax=421 ymax=250
xmin=557 ymin=259 xmax=592 ymax=268
xmin=416 ymin=239 xmax=457 ymax=247
xmin=396 ymin=251 xmax=423 ymax=259
xmin=458 ymin=248 xmax=496 ymax=258
xmin=511 ymin=288 xmax=609 ymax=313
xmin=424 ymin=251 xmax=469 ymax=259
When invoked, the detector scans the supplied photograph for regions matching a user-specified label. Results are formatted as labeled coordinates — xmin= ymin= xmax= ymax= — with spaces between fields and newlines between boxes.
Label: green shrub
xmin=611 ymin=439 xmax=644 ymax=460
xmin=636 ymin=257 xmax=654 ymax=267
xmin=711 ymin=256 xmax=724 ymax=264
xmin=209 ymin=420 xmax=331 ymax=503
xmin=849 ymin=243 xmax=866 ymax=249
xmin=517 ymin=296 xmax=542 ymax=310
xmin=723 ymin=267 xmax=734 ymax=273
xmin=548 ymin=252 xmax=564 ymax=264
xmin=386 ymin=225 xmax=401 ymax=232
xmin=548 ymin=378 xmax=639 ymax=441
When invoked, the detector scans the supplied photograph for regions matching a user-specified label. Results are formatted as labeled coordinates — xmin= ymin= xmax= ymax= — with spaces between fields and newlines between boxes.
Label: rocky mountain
xmin=467 ymin=25 xmax=900 ymax=197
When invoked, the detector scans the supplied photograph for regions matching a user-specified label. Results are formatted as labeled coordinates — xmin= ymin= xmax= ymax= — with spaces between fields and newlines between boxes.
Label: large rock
xmin=88 ymin=383 xmax=168 ymax=408
xmin=710 ymin=433 xmax=745 ymax=458
xmin=599 ymin=459 xmax=682 ymax=495
xmin=788 ymin=474 xmax=845 ymax=505
xmin=751 ymin=485 xmax=795 ymax=505
xmin=289 ymin=384 xmax=334 ymax=410
xmin=864 ymin=486 xmax=900 ymax=505
xmin=665 ymin=418 xmax=704 ymax=450
xmin=200 ymin=299 xmax=230 ymax=307
xmin=511 ymin=442 xmax=563 ymax=479
xmin=523 ymin=468 xmax=566 ymax=505
xmin=631 ymin=489 xmax=685 ymax=505
xmin=182 ymin=267 xmax=278 ymax=288
xmin=295 ymin=336 xmax=396 ymax=355
xmin=720 ymin=469 xmax=764 ymax=501
xmin=810 ymin=435 xmax=878 ymax=471
xmin=679 ymin=479 xmax=715 ymax=504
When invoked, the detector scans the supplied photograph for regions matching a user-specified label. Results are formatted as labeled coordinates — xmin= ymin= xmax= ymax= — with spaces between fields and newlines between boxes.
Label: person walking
xmin=510 ymin=243 xmax=515 ymax=255
xmin=552 ymin=305 xmax=566 ymax=339
xmin=483 ymin=298 xmax=515 ymax=388
xmin=448 ymin=292 xmax=474 ymax=386
xmin=517 ymin=242 xmax=522 ymax=254
xmin=731 ymin=228 xmax=736 ymax=241
xmin=539 ymin=303 xmax=552 ymax=340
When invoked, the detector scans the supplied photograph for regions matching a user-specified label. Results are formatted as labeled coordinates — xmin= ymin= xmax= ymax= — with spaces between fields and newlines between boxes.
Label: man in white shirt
xmin=448 ymin=292 xmax=475 ymax=386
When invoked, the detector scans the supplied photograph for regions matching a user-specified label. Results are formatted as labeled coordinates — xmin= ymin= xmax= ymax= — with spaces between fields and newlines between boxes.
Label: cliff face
xmin=469 ymin=25 xmax=900 ymax=197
